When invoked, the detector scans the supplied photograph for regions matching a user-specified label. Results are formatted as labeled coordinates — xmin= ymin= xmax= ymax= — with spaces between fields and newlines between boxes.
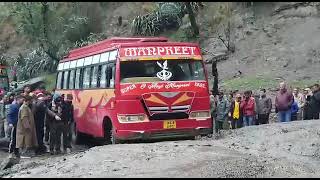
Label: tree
xmin=211 ymin=61 xmax=219 ymax=96
xmin=185 ymin=2 xmax=199 ymax=36
xmin=8 ymin=2 xmax=100 ymax=78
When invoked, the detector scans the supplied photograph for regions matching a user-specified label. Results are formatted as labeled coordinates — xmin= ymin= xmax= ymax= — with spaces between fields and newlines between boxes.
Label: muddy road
xmin=1 ymin=120 xmax=320 ymax=178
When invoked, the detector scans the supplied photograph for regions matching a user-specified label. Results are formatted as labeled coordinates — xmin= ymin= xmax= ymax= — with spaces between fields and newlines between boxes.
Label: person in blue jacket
xmin=7 ymin=95 xmax=25 ymax=157
xmin=291 ymin=98 xmax=299 ymax=121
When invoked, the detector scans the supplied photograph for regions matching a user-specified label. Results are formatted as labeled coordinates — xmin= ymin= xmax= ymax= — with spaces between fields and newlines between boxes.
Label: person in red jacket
xmin=241 ymin=90 xmax=256 ymax=126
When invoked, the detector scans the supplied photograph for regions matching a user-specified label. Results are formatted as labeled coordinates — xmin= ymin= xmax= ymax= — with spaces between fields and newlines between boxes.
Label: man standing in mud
xmin=49 ymin=93 xmax=64 ymax=155
xmin=228 ymin=94 xmax=242 ymax=129
xmin=62 ymin=94 xmax=74 ymax=153
xmin=292 ymin=88 xmax=305 ymax=120
xmin=7 ymin=95 xmax=25 ymax=158
xmin=44 ymin=93 xmax=53 ymax=144
xmin=33 ymin=92 xmax=59 ymax=155
xmin=213 ymin=91 xmax=229 ymax=138
xmin=209 ymin=90 xmax=216 ymax=135
xmin=241 ymin=91 xmax=256 ymax=126
xmin=310 ymin=84 xmax=320 ymax=119
xmin=256 ymin=89 xmax=272 ymax=124
xmin=275 ymin=82 xmax=294 ymax=122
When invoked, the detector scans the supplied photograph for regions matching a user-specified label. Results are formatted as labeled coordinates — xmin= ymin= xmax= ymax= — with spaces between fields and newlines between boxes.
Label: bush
xmin=131 ymin=2 xmax=203 ymax=36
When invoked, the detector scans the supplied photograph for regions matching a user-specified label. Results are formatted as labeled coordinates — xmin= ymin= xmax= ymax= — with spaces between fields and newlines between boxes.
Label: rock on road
xmin=1 ymin=120 xmax=320 ymax=178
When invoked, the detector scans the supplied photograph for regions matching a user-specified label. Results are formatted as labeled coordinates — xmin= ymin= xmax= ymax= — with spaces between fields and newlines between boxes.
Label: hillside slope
xmin=0 ymin=2 xmax=319 ymax=91
xmin=203 ymin=2 xmax=320 ymax=91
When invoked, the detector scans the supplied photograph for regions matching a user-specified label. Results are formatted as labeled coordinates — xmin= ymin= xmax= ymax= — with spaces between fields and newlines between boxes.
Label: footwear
xmin=55 ymin=150 xmax=61 ymax=155
xmin=49 ymin=149 xmax=54 ymax=155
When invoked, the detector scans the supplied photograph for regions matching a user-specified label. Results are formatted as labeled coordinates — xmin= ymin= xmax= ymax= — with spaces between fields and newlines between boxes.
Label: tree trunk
xmin=40 ymin=2 xmax=59 ymax=71
xmin=185 ymin=2 xmax=199 ymax=36
xmin=212 ymin=61 xmax=219 ymax=96
xmin=41 ymin=2 xmax=49 ymax=43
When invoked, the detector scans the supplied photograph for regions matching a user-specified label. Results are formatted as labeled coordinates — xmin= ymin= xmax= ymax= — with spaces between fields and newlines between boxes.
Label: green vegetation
xmin=222 ymin=76 xmax=319 ymax=92
xmin=290 ymin=80 xmax=320 ymax=89
xmin=131 ymin=2 xmax=203 ymax=36
xmin=1 ymin=2 xmax=106 ymax=80
xmin=43 ymin=73 xmax=56 ymax=91
xmin=221 ymin=76 xmax=277 ymax=91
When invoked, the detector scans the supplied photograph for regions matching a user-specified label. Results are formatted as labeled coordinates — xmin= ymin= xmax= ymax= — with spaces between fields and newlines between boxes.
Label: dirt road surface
xmin=1 ymin=120 xmax=320 ymax=178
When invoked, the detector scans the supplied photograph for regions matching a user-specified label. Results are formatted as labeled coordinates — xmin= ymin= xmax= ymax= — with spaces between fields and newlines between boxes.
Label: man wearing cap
xmin=33 ymin=92 xmax=61 ymax=155
xmin=49 ymin=93 xmax=65 ymax=154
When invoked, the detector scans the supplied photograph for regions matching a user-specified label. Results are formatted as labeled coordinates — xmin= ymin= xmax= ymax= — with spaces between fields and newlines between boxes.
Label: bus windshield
xmin=120 ymin=60 xmax=205 ymax=83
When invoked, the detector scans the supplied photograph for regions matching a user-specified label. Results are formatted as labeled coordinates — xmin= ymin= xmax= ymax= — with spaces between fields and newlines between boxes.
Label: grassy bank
xmin=221 ymin=76 xmax=319 ymax=92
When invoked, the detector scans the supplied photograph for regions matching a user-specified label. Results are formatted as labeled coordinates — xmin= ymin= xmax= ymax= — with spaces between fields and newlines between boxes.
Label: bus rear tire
xmin=71 ymin=122 xmax=85 ymax=145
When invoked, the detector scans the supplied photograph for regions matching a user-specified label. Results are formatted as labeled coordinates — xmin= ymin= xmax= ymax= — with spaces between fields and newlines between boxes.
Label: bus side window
xmin=97 ymin=65 xmax=102 ymax=88
xmin=91 ymin=66 xmax=99 ymax=88
xmin=61 ymin=71 xmax=65 ymax=89
xmin=75 ymin=68 xmax=82 ymax=89
xmin=107 ymin=64 xmax=115 ymax=88
xmin=56 ymin=71 xmax=63 ymax=89
xmin=83 ymin=67 xmax=91 ymax=89
xmin=63 ymin=70 xmax=70 ymax=89
xmin=69 ymin=70 xmax=75 ymax=89
xmin=100 ymin=65 xmax=108 ymax=88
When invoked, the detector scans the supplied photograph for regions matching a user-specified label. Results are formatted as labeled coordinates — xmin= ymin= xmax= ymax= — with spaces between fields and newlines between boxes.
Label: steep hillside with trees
xmin=0 ymin=2 xmax=319 ymax=91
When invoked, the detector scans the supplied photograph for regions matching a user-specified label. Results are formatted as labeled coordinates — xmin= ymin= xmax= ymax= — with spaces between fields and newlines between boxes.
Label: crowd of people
xmin=0 ymin=81 xmax=319 ymax=156
xmin=0 ymin=85 xmax=74 ymax=158
xmin=210 ymin=82 xmax=320 ymax=136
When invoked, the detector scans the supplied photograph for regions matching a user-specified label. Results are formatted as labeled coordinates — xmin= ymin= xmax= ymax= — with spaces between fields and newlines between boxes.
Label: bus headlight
xmin=189 ymin=111 xmax=211 ymax=120
xmin=118 ymin=114 xmax=146 ymax=123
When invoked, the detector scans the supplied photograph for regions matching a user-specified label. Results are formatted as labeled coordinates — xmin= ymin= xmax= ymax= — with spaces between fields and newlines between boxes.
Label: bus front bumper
xmin=115 ymin=119 xmax=212 ymax=141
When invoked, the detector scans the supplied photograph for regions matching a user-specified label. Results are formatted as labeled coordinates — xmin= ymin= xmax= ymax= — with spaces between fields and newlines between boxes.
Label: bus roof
xmin=61 ymin=37 xmax=201 ymax=62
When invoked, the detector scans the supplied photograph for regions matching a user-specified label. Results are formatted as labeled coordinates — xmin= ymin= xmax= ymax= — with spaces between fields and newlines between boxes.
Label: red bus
xmin=55 ymin=37 xmax=212 ymax=144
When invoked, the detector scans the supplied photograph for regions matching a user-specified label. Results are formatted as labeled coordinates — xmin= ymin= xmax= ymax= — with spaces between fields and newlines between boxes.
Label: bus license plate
xmin=163 ymin=120 xmax=176 ymax=129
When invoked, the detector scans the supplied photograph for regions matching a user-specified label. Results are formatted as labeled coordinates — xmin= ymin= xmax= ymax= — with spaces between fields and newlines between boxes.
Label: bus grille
xmin=148 ymin=105 xmax=190 ymax=114
xmin=149 ymin=112 xmax=189 ymax=120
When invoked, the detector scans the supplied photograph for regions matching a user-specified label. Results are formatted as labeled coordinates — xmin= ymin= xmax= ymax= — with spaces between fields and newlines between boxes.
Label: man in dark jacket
xmin=33 ymin=92 xmax=60 ymax=155
xmin=310 ymin=84 xmax=320 ymax=119
xmin=275 ymin=82 xmax=294 ymax=122
xmin=44 ymin=93 xmax=53 ymax=144
xmin=7 ymin=95 xmax=25 ymax=157
xmin=303 ymin=95 xmax=314 ymax=120
xmin=62 ymin=94 xmax=74 ymax=153
xmin=49 ymin=93 xmax=64 ymax=155
xmin=256 ymin=89 xmax=272 ymax=124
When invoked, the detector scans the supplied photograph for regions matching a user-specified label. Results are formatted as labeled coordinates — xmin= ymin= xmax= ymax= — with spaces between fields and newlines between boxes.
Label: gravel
xmin=1 ymin=120 xmax=320 ymax=178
